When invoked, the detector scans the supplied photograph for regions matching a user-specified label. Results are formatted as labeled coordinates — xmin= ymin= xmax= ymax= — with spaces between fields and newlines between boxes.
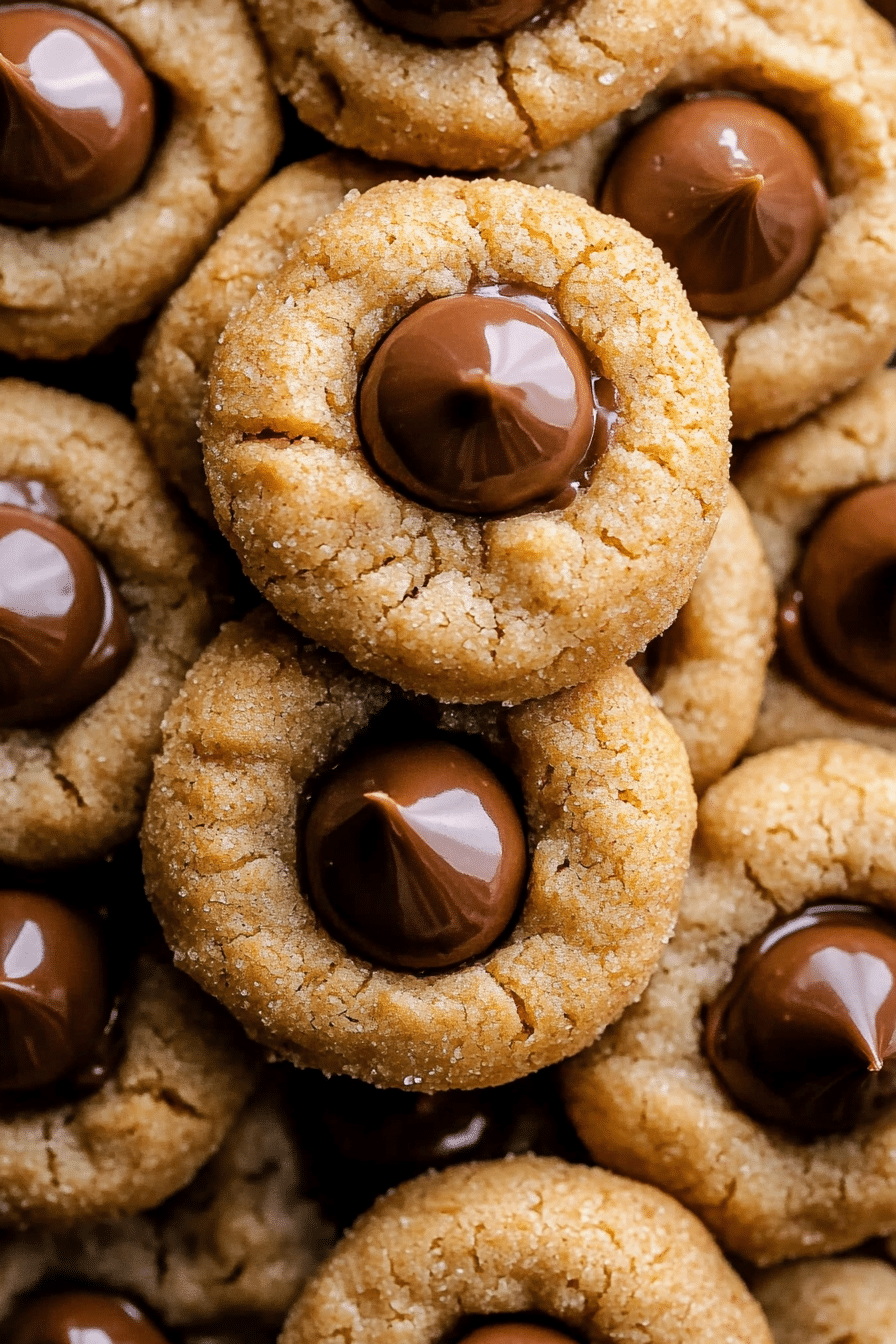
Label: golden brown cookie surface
xmin=246 ymin=0 xmax=702 ymax=170
xmin=755 ymin=1258 xmax=896 ymax=1344
xmin=202 ymin=177 xmax=730 ymax=705
xmin=563 ymin=738 xmax=896 ymax=1265
xmin=0 ymin=380 xmax=217 ymax=869
xmin=281 ymin=1156 xmax=773 ymax=1344
xmin=737 ymin=366 xmax=896 ymax=756
xmin=142 ymin=606 xmax=696 ymax=1091
xmin=0 ymin=0 xmax=281 ymax=359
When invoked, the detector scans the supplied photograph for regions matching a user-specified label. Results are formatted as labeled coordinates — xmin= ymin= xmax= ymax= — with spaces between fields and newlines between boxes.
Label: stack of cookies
xmin=3 ymin=0 xmax=896 ymax=1340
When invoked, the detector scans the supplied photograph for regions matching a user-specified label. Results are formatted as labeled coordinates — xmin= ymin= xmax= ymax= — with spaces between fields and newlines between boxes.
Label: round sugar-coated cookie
xmin=244 ymin=0 xmax=702 ymax=172
xmin=202 ymin=176 xmax=730 ymax=705
xmin=280 ymin=1156 xmax=773 ymax=1344
xmin=0 ymin=1080 xmax=331 ymax=1327
xmin=754 ymin=1257 xmax=896 ymax=1344
xmin=636 ymin=483 xmax=775 ymax=794
xmin=563 ymin=738 xmax=896 ymax=1264
xmin=141 ymin=605 xmax=696 ymax=1091
xmin=0 ymin=0 xmax=281 ymax=360
xmin=643 ymin=0 xmax=896 ymax=438
xmin=0 ymin=379 xmax=217 ymax=869
xmin=736 ymin=366 xmax=896 ymax=756
xmin=0 ymin=950 xmax=258 ymax=1227
xmin=135 ymin=154 xmax=415 ymax=522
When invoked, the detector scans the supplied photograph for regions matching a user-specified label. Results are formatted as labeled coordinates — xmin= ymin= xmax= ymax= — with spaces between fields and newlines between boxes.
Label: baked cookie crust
xmin=280 ymin=1156 xmax=773 ymax=1344
xmin=244 ymin=0 xmax=702 ymax=171
xmin=645 ymin=483 xmax=775 ymax=794
xmin=0 ymin=0 xmax=281 ymax=360
xmin=563 ymin=739 xmax=896 ymax=1264
xmin=202 ymin=176 xmax=730 ymax=705
xmin=135 ymin=155 xmax=414 ymax=522
xmin=659 ymin=0 xmax=896 ymax=438
xmin=0 ymin=1081 xmax=330 ymax=1326
xmin=141 ymin=606 xmax=696 ymax=1091
xmin=736 ymin=365 xmax=896 ymax=755
xmin=0 ymin=380 xmax=217 ymax=869
xmin=754 ymin=1257 xmax=896 ymax=1344
xmin=0 ymin=953 xmax=258 ymax=1227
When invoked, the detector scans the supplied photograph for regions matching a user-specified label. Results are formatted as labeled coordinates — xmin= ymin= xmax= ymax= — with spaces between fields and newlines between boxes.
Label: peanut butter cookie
xmin=0 ymin=379 xmax=217 ymax=868
xmin=202 ymin=176 xmax=730 ymax=705
xmin=564 ymin=738 xmax=896 ymax=1264
xmin=737 ymin=366 xmax=896 ymax=756
xmin=281 ymin=1156 xmax=773 ymax=1344
xmin=141 ymin=605 xmax=696 ymax=1092
xmin=0 ymin=0 xmax=281 ymax=359
xmin=754 ymin=1257 xmax=896 ymax=1344
xmin=244 ymin=0 xmax=702 ymax=171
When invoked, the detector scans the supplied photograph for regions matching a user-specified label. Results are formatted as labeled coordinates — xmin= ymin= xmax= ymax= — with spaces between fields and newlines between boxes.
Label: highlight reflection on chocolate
xmin=600 ymin=94 xmax=829 ymax=319
xmin=0 ymin=485 xmax=133 ymax=728
xmin=0 ymin=2 xmax=155 ymax=226
xmin=8 ymin=1291 xmax=169 ymax=1344
xmin=778 ymin=482 xmax=896 ymax=726
xmin=355 ymin=0 xmax=548 ymax=42
xmin=303 ymin=739 xmax=527 ymax=971
xmin=704 ymin=901 xmax=896 ymax=1134
xmin=0 ymin=890 xmax=110 ymax=1093
xmin=359 ymin=286 xmax=616 ymax=516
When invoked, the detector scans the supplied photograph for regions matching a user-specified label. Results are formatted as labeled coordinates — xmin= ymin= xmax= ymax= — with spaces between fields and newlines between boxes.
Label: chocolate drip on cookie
xmin=600 ymin=94 xmax=828 ymax=318
xmin=704 ymin=901 xmax=896 ymax=1134
xmin=0 ymin=2 xmax=155 ymax=226
xmin=355 ymin=0 xmax=550 ymax=43
xmin=0 ymin=480 xmax=133 ymax=727
xmin=0 ymin=890 xmax=111 ymax=1093
xmin=7 ymin=1291 xmax=169 ymax=1344
xmin=359 ymin=286 xmax=616 ymax=516
xmin=778 ymin=483 xmax=896 ymax=725
xmin=303 ymin=738 xmax=527 ymax=971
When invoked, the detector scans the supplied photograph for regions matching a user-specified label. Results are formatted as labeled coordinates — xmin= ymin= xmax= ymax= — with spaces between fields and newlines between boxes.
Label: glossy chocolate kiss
xmin=8 ymin=1292 xmax=169 ymax=1344
xmin=778 ymin=482 xmax=896 ymax=726
xmin=0 ymin=890 xmax=109 ymax=1092
xmin=303 ymin=739 xmax=527 ymax=971
xmin=359 ymin=287 xmax=615 ymax=515
xmin=601 ymin=94 xmax=829 ymax=319
xmin=0 ymin=495 xmax=133 ymax=728
xmin=704 ymin=901 xmax=896 ymax=1134
xmin=355 ymin=0 xmax=548 ymax=42
xmin=0 ymin=2 xmax=155 ymax=226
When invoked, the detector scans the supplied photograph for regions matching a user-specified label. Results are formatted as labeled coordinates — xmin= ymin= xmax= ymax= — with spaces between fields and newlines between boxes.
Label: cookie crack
xmin=495 ymin=50 xmax=541 ymax=153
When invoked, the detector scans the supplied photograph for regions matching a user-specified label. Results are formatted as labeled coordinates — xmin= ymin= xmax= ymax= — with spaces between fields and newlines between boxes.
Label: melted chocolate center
xmin=778 ymin=482 xmax=896 ymax=726
xmin=355 ymin=0 xmax=548 ymax=42
xmin=0 ymin=483 xmax=133 ymax=728
xmin=303 ymin=739 xmax=527 ymax=971
xmin=0 ymin=2 xmax=155 ymax=226
xmin=460 ymin=1327 xmax=579 ymax=1344
xmin=600 ymin=94 xmax=829 ymax=319
xmin=359 ymin=286 xmax=616 ymax=516
xmin=0 ymin=890 xmax=110 ymax=1093
xmin=704 ymin=901 xmax=896 ymax=1134
xmin=7 ymin=1292 xmax=169 ymax=1344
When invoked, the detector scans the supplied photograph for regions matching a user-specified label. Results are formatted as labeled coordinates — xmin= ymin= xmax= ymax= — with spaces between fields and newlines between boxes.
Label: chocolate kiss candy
xmin=0 ymin=890 xmax=109 ymax=1092
xmin=355 ymin=0 xmax=548 ymax=43
xmin=0 ymin=499 xmax=133 ymax=727
xmin=359 ymin=288 xmax=613 ymax=515
xmin=8 ymin=1292 xmax=169 ymax=1344
xmin=601 ymin=94 xmax=829 ymax=319
xmin=704 ymin=901 xmax=896 ymax=1134
xmin=460 ymin=1326 xmax=579 ymax=1344
xmin=0 ymin=2 xmax=155 ymax=226
xmin=778 ymin=483 xmax=896 ymax=725
xmin=303 ymin=739 xmax=527 ymax=971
